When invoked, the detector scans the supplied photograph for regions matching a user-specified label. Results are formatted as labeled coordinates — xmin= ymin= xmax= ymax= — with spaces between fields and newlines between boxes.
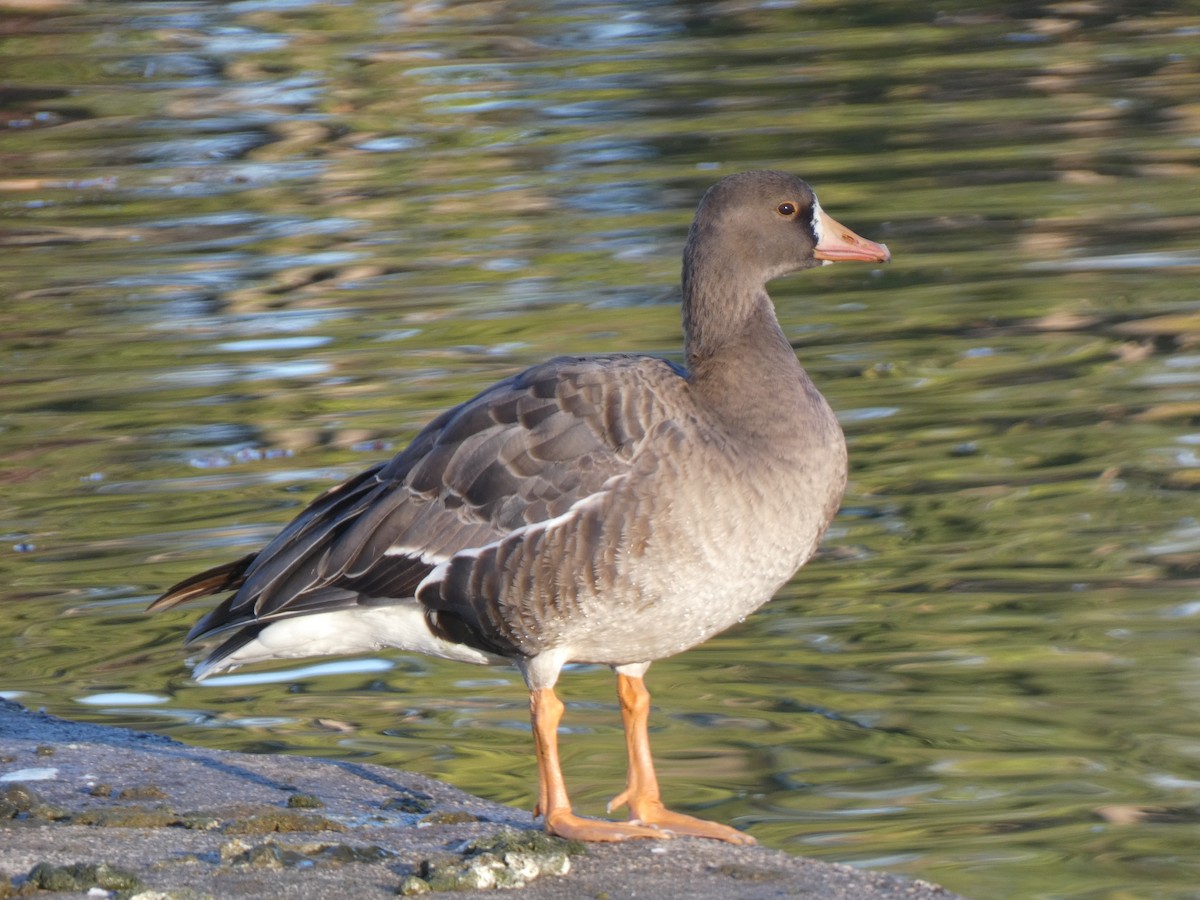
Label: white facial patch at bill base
xmin=811 ymin=196 xmax=831 ymax=265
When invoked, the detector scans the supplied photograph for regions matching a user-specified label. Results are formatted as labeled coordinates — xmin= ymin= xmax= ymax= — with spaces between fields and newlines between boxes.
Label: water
xmin=3 ymin=2 xmax=1200 ymax=897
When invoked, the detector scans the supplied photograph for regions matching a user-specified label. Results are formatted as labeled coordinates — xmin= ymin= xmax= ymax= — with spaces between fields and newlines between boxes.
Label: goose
xmin=150 ymin=170 xmax=890 ymax=844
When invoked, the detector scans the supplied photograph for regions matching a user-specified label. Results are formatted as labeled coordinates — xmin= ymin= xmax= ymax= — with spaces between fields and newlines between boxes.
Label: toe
xmin=545 ymin=810 xmax=672 ymax=842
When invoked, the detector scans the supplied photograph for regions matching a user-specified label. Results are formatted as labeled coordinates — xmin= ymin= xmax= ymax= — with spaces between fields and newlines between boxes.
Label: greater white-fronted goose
xmin=150 ymin=171 xmax=890 ymax=844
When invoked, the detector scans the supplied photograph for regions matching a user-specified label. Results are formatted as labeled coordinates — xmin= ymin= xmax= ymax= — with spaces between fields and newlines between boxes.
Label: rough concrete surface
xmin=0 ymin=699 xmax=963 ymax=899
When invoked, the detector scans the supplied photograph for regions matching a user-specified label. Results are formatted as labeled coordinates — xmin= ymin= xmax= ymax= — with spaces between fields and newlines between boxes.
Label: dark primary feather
xmin=151 ymin=354 xmax=688 ymax=660
xmin=147 ymin=553 xmax=256 ymax=612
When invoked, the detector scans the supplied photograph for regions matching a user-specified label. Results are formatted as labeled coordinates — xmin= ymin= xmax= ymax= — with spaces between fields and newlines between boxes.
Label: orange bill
xmin=813 ymin=206 xmax=891 ymax=263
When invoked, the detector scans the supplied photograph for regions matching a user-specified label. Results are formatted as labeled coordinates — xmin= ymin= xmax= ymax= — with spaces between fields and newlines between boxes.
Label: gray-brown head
xmin=681 ymin=171 xmax=889 ymax=365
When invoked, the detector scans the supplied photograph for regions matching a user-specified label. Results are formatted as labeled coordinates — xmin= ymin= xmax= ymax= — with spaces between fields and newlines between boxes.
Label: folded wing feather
xmin=150 ymin=355 xmax=686 ymax=665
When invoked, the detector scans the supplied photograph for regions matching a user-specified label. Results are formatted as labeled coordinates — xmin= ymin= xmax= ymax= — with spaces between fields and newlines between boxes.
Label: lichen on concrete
xmin=0 ymin=783 xmax=40 ymax=819
xmin=285 ymin=792 xmax=325 ymax=809
xmin=222 ymin=809 xmax=346 ymax=835
xmin=419 ymin=810 xmax=480 ymax=826
xmin=220 ymin=838 xmax=392 ymax=870
xmin=381 ymin=794 xmax=434 ymax=815
xmin=416 ymin=827 xmax=580 ymax=891
xmin=26 ymin=861 xmax=141 ymax=892
xmin=118 ymin=785 xmax=169 ymax=801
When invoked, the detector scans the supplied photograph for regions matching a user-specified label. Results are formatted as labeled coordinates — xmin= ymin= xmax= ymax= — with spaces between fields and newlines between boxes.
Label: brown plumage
xmin=150 ymin=171 xmax=890 ymax=843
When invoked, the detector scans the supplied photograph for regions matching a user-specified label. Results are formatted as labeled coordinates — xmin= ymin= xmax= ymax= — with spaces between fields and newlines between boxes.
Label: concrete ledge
xmin=0 ymin=699 xmax=962 ymax=899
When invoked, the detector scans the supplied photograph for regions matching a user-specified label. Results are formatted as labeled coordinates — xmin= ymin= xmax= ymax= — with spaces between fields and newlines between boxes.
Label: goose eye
xmin=777 ymin=202 xmax=796 ymax=217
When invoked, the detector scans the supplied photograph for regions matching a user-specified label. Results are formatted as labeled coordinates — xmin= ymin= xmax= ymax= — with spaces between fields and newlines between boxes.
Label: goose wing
xmin=150 ymin=355 xmax=687 ymax=657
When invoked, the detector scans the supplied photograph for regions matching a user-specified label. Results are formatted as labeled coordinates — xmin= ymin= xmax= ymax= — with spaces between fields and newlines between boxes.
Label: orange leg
xmin=529 ymin=687 xmax=666 ymax=841
xmin=606 ymin=673 xmax=755 ymax=844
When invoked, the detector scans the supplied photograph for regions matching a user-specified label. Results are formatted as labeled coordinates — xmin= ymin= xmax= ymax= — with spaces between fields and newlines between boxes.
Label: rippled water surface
xmin=3 ymin=2 xmax=1200 ymax=897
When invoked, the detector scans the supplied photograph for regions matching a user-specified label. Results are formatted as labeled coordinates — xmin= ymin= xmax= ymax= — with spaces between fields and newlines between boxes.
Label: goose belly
xmin=558 ymin=461 xmax=837 ymax=666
